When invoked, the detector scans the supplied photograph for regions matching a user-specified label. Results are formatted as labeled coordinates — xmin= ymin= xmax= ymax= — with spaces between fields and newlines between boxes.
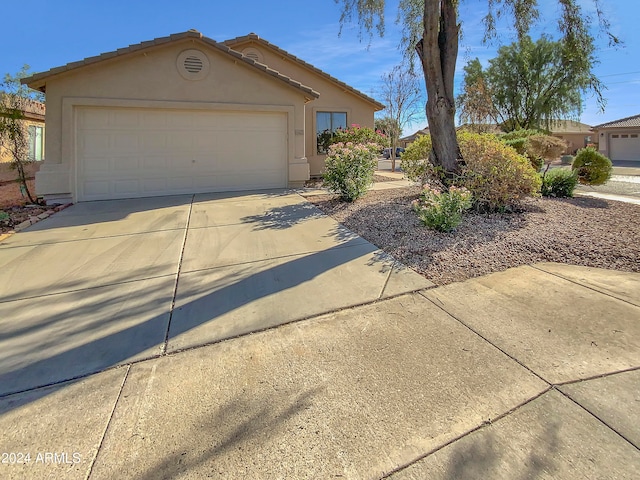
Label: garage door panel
xmin=76 ymin=107 xmax=287 ymax=201
xmin=610 ymin=133 xmax=640 ymax=161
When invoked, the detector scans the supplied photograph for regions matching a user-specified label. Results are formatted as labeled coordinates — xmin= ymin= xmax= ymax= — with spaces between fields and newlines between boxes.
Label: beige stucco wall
xmin=35 ymin=38 xmax=311 ymax=201
xmin=552 ymin=133 xmax=591 ymax=155
xmin=229 ymin=39 xmax=381 ymax=176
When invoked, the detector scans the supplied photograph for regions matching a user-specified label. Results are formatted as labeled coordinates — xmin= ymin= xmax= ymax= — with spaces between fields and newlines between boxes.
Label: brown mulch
xmin=306 ymin=186 xmax=640 ymax=286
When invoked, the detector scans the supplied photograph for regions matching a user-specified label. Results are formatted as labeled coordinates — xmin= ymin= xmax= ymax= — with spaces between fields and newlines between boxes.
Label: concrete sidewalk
xmin=1 ymin=260 xmax=639 ymax=479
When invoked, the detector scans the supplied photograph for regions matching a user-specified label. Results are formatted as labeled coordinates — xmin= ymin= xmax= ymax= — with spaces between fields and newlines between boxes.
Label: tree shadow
xmin=132 ymin=386 xmax=325 ymax=480
xmin=442 ymin=419 xmax=561 ymax=480
xmin=0 ymin=236 xmax=385 ymax=410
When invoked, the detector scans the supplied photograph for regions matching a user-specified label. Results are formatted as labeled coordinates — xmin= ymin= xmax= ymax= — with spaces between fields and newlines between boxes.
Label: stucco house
xmin=22 ymin=30 xmax=383 ymax=203
xmin=549 ymin=120 xmax=593 ymax=155
xmin=0 ymin=98 xmax=46 ymax=163
xmin=594 ymin=114 xmax=640 ymax=162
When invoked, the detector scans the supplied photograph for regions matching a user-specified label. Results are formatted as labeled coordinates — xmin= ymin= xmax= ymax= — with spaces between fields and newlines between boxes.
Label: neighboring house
xmin=549 ymin=120 xmax=593 ymax=154
xmin=456 ymin=123 xmax=503 ymax=135
xmin=399 ymin=128 xmax=429 ymax=148
xmin=594 ymin=114 xmax=640 ymax=162
xmin=0 ymin=99 xmax=45 ymax=163
xmin=22 ymin=30 xmax=383 ymax=203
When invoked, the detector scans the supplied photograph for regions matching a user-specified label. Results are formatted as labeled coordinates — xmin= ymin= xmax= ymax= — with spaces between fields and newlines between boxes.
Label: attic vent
xmin=242 ymin=47 xmax=264 ymax=64
xmin=176 ymin=49 xmax=210 ymax=80
xmin=184 ymin=56 xmax=203 ymax=73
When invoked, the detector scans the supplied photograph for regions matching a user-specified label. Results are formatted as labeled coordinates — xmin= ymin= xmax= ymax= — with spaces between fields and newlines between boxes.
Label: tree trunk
xmin=416 ymin=0 xmax=463 ymax=177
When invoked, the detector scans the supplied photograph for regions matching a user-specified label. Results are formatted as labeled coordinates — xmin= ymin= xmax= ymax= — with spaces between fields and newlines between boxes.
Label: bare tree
xmin=379 ymin=64 xmax=423 ymax=171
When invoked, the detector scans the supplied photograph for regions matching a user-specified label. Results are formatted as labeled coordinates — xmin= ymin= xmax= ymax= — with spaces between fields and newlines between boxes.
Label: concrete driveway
xmin=0 ymin=190 xmax=431 ymax=396
xmin=1 ymin=191 xmax=639 ymax=479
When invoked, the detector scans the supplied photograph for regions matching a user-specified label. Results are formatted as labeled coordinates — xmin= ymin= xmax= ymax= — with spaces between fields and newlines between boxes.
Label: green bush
xmin=541 ymin=168 xmax=578 ymax=197
xmin=571 ymin=147 xmax=612 ymax=185
xmin=400 ymin=134 xmax=442 ymax=185
xmin=323 ymin=142 xmax=378 ymax=202
xmin=457 ymin=131 xmax=542 ymax=212
xmin=412 ymin=185 xmax=473 ymax=232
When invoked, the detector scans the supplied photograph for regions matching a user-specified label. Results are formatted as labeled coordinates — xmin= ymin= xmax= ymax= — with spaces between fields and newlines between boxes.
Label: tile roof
xmin=224 ymin=33 xmax=385 ymax=110
xmin=20 ymin=30 xmax=319 ymax=100
xmin=594 ymin=114 xmax=640 ymax=129
xmin=549 ymin=120 xmax=592 ymax=134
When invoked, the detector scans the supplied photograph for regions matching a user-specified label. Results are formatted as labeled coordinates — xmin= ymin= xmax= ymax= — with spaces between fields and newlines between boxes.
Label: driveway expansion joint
xmin=379 ymin=387 xmax=553 ymax=479
xmin=419 ymin=290 xmax=553 ymax=388
xmin=86 ymin=365 xmax=131 ymax=479
xmin=162 ymin=195 xmax=194 ymax=355
xmin=530 ymin=263 xmax=640 ymax=308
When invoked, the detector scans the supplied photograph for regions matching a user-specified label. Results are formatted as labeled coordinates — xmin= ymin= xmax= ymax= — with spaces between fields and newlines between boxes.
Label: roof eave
xmin=19 ymin=30 xmax=320 ymax=101
xmin=224 ymin=34 xmax=384 ymax=110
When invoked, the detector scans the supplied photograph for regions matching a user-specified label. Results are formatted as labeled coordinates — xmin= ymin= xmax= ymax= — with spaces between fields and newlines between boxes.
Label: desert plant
xmin=400 ymin=134 xmax=443 ymax=186
xmin=541 ymin=168 xmax=578 ymax=197
xmin=323 ymin=142 xmax=378 ymax=202
xmin=571 ymin=147 xmax=612 ymax=185
xmin=412 ymin=185 xmax=473 ymax=232
xmin=457 ymin=131 xmax=541 ymax=212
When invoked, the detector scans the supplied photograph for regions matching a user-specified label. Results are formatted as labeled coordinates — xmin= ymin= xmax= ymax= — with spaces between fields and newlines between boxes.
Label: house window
xmin=612 ymin=134 xmax=619 ymax=138
xmin=28 ymin=125 xmax=44 ymax=161
xmin=621 ymin=134 xmax=629 ymax=138
xmin=316 ymin=111 xmax=347 ymax=154
xmin=631 ymin=134 xmax=638 ymax=138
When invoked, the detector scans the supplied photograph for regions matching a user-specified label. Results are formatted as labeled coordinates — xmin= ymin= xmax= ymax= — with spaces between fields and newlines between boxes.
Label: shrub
xmin=457 ymin=131 xmax=542 ymax=212
xmin=571 ymin=147 xmax=612 ymax=185
xmin=331 ymin=125 xmax=389 ymax=151
xmin=412 ymin=185 xmax=473 ymax=232
xmin=323 ymin=142 xmax=378 ymax=202
xmin=499 ymin=129 xmax=545 ymax=171
xmin=541 ymin=168 xmax=578 ymax=197
xmin=400 ymin=134 xmax=443 ymax=185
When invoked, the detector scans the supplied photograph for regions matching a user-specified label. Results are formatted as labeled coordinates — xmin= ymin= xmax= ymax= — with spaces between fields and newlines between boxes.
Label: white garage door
xmin=609 ymin=132 xmax=640 ymax=161
xmin=76 ymin=107 xmax=287 ymax=201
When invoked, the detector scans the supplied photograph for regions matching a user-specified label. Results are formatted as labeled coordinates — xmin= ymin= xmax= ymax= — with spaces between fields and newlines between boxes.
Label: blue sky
xmin=3 ymin=0 xmax=639 ymax=135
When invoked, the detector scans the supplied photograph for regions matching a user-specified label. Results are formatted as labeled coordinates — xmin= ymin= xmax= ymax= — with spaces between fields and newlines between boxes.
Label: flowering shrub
xmin=324 ymin=142 xmax=378 ymax=202
xmin=412 ymin=185 xmax=473 ymax=232
xmin=331 ymin=125 xmax=389 ymax=151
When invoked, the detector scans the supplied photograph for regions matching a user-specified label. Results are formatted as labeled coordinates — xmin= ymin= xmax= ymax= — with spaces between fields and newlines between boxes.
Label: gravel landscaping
xmin=306 ymin=186 xmax=640 ymax=286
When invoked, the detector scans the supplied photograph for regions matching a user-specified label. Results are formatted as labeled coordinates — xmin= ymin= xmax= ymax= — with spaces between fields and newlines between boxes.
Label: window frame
xmin=316 ymin=111 xmax=347 ymax=154
xmin=27 ymin=125 xmax=44 ymax=161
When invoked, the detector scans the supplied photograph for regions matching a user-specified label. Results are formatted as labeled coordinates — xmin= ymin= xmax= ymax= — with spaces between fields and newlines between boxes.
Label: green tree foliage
xmin=461 ymin=36 xmax=603 ymax=131
xmin=335 ymin=0 xmax=617 ymax=176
